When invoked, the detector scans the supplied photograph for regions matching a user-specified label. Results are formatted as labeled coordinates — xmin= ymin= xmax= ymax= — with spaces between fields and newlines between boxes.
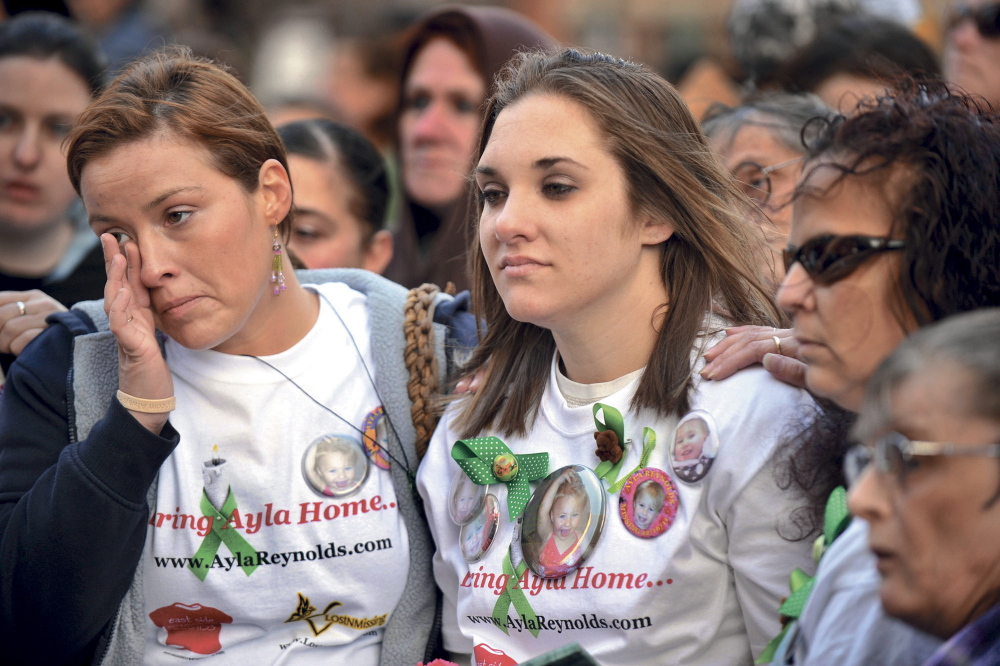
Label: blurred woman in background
xmin=383 ymin=6 xmax=556 ymax=291
xmin=0 ymin=12 xmax=105 ymax=373
xmin=703 ymin=93 xmax=834 ymax=291
xmin=278 ymin=118 xmax=393 ymax=272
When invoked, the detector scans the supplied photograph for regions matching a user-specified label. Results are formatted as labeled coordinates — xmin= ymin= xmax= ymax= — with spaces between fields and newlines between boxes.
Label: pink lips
xmin=499 ymin=255 xmax=545 ymax=277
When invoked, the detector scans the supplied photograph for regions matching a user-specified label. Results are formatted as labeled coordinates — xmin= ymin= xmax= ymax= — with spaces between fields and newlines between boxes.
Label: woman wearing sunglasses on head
xmin=712 ymin=81 xmax=1000 ymax=664
xmin=847 ymin=308 xmax=1000 ymax=666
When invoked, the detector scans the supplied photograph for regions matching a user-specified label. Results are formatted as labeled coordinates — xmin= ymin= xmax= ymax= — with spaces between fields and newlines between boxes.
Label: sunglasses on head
xmin=782 ymin=234 xmax=906 ymax=285
xmin=948 ymin=3 xmax=1000 ymax=38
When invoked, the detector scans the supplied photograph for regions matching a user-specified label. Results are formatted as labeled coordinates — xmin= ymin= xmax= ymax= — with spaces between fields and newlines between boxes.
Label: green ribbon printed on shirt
xmin=757 ymin=486 xmax=852 ymax=663
xmin=189 ymin=487 xmax=260 ymax=581
xmin=592 ymin=403 xmax=630 ymax=488
xmin=491 ymin=552 xmax=540 ymax=637
xmin=451 ymin=437 xmax=548 ymax=520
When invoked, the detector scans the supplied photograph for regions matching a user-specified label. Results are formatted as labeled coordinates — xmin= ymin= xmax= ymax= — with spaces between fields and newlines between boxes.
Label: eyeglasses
xmin=844 ymin=431 xmax=1000 ymax=487
xmin=733 ymin=157 xmax=804 ymax=207
xmin=782 ymin=234 xmax=905 ymax=285
xmin=948 ymin=3 xmax=1000 ymax=38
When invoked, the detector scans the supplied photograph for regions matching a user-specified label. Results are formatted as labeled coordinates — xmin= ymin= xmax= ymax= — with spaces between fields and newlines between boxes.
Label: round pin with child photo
xmin=461 ymin=493 xmax=500 ymax=563
xmin=448 ymin=468 xmax=487 ymax=525
xmin=301 ymin=434 xmax=370 ymax=498
xmin=618 ymin=468 xmax=679 ymax=538
xmin=669 ymin=410 xmax=719 ymax=484
xmin=520 ymin=465 xmax=606 ymax=579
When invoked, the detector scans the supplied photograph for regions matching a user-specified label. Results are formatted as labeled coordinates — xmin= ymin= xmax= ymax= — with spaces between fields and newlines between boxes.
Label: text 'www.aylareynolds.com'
xmin=467 ymin=612 xmax=652 ymax=634
xmin=153 ymin=539 xmax=393 ymax=572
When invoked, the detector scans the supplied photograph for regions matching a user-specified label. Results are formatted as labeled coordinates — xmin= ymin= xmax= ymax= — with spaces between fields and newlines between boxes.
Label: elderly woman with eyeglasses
xmin=703 ymin=81 xmax=1000 ymax=665
xmin=703 ymin=93 xmax=835 ymax=292
xmin=847 ymin=308 xmax=1000 ymax=666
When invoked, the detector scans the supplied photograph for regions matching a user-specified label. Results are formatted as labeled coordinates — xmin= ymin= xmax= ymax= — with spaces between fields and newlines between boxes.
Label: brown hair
xmin=66 ymin=46 xmax=293 ymax=238
xmin=456 ymin=49 xmax=783 ymax=438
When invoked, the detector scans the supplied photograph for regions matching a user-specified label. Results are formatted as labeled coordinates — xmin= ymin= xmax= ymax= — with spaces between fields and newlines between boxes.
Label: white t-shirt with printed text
xmin=418 ymin=353 xmax=814 ymax=666
xmin=141 ymin=282 xmax=409 ymax=664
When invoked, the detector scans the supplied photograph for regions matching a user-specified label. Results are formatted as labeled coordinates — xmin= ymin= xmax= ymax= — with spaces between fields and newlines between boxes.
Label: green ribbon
xmin=822 ymin=486 xmax=851 ymax=549
xmin=607 ymin=427 xmax=657 ymax=494
xmin=451 ymin=437 xmax=548 ymax=520
xmin=592 ymin=403 xmax=630 ymax=488
xmin=491 ymin=552 xmax=540 ymax=637
xmin=189 ymin=487 xmax=260 ymax=581
xmin=757 ymin=487 xmax=852 ymax=664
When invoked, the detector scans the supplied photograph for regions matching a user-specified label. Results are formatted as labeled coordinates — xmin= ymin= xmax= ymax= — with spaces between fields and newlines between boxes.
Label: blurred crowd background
xmin=0 ymin=0 xmax=954 ymax=153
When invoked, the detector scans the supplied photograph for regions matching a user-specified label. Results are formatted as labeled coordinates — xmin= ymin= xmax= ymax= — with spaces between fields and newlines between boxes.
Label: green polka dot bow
xmin=451 ymin=437 xmax=549 ymax=519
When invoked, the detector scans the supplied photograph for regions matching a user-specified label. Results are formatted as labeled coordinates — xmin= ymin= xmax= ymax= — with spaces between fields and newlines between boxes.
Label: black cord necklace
xmin=242 ymin=290 xmax=413 ymax=478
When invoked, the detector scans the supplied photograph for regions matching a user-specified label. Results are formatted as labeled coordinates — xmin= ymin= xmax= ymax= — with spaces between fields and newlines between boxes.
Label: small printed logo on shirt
xmin=284 ymin=592 xmax=387 ymax=637
xmin=149 ymin=602 xmax=233 ymax=655
xmin=474 ymin=642 xmax=518 ymax=666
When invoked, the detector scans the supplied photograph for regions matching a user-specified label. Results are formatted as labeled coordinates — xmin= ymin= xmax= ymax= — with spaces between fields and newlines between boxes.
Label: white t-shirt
xmin=418 ymin=352 xmax=815 ymax=666
xmin=141 ymin=282 xmax=409 ymax=664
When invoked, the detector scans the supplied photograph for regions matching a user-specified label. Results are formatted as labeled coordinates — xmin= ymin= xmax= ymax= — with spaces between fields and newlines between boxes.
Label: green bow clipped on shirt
xmin=593 ymin=403 xmax=631 ymax=488
xmin=757 ymin=486 xmax=852 ymax=664
xmin=451 ymin=436 xmax=549 ymax=520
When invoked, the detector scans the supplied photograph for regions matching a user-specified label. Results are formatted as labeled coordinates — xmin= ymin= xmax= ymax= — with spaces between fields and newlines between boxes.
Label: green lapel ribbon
xmin=757 ymin=487 xmax=852 ymax=664
xmin=189 ymin=487 xmax=260 ymax=581
xmin=593 ymin=403 xmax=630 ymax=488
xmin=607 ymin=427 xmax=657 ymax=494
xmin=451 ymin=437 xmax=548 ymax=520
xmin=491 ymin=552 xmax=540 ymax=637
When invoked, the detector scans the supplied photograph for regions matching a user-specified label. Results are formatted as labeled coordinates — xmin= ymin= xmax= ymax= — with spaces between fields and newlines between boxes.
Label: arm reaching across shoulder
xmin=701 ymin=326 xmax=807 ymax=388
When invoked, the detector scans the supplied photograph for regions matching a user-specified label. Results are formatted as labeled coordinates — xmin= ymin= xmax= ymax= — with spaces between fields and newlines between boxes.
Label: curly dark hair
xmin=782 ymin=79 xmax=1000 ymax=537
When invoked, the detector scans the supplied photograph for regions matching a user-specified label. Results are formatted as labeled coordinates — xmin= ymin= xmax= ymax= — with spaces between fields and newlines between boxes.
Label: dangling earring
xmin=271 ymin=226 xmax=287 ymax=296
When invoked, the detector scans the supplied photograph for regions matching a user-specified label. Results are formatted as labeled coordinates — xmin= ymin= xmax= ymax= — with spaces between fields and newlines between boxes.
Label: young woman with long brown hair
xmin=417 ymin=49 xmax=815 ymax=665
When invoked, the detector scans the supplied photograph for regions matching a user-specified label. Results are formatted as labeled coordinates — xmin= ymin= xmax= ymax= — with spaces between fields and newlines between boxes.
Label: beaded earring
xmin=271 ymin=226 xmax=286 ymax=295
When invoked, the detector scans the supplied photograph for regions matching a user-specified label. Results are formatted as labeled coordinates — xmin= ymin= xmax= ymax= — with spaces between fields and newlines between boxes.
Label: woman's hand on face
xmin=0 ymin=290 xmax=67 ymax=356
xmin=101 ymin=233 xmax=174 ymax=433
xmin=700 ymin=325 xmax=807 ymax=389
